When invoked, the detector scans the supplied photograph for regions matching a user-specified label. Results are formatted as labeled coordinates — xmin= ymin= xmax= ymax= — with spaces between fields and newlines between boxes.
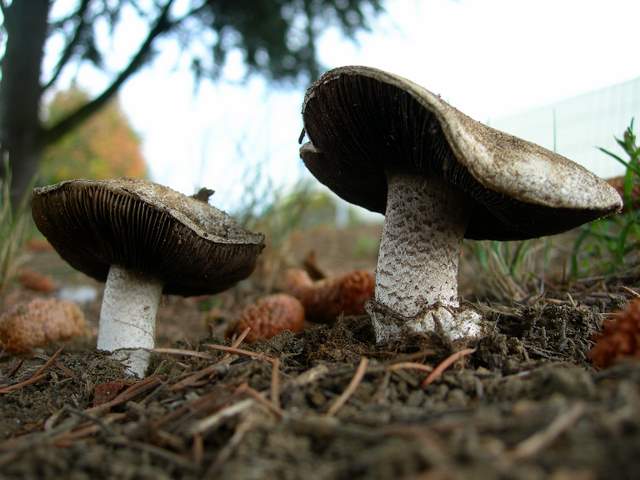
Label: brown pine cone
xmin=0 ymin=298 xmax=86 ymax=353
xmin=18 ymin=269 xmax=57 ymax=293
xmin=283 ymin=268 xmax=375 ymax=323
xmin=226 ymin=294 xmax=305 ymax=343
xmin=589 ymin=298 xmax=640 ymax=368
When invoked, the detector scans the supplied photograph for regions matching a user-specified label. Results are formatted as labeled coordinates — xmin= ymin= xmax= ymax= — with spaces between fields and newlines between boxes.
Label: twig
xmin=288 ymin=364 xmax=330 ymax=387
xmin=621 ymin=286 xmax=640 ymax=298
xmin=421 ymin=348 xmax=476 ymax=388
xmin=509 ymin=403 xmax=586 ymax=460
xmin=151 ymin=348 xmax=213 ymax=360
xmin=271 ymin=358 xmax=281 ymax=410
xmin=237 ymin=383 xmax=284 ymax=418
xmin=0 ymin=347 xmax=63 ymax=394
xmin=33 ymin=347 xmax=65 ymax=377
xmin=169 ymin=328 xmax=250 ymax=392
xmin=326 ymin=357 xmax=369 ymax=417
xmin=372 ymin=371 xmax=391 ymax=404
xmin=85 ymin=375 xmax=163 ymax=414
xmin=188 ymin=398 xmax=254 ymax=435
xmin=151 ymin=390 xmax=228 ymax=432
xmin=192 ymin=433 xmax=203 ymax=465
xmin=107 ymin=437 xmax=198 ymax=471
xmin=53 ymin=412 xmax=127 ymax=446
xmin=203 ymin=344 xmax=275 ymax=362
xmin=227 ymin=327 xmax=251 ymax=351
xmin=386 ymin=362 xmax=434 ymax=374
xmin=205 ymin=413 xmax=257 ymax=476
xmin=5 ymin=359 xmax=24 ymax=378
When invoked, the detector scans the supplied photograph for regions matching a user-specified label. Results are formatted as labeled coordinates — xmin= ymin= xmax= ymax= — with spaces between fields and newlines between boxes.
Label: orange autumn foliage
xmin=41 ymin=87 xmax=147 ymax=183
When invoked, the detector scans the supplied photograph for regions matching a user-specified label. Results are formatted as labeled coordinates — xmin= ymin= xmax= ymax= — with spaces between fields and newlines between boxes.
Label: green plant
xmin=0 ymin=163 xmax=30 ymax=293
xmin=352 ymin=234 xmax=379 ymax=259
xmin=465 ymin=238 xmax=553 ymax=302
xmin=233 ymin=168 xmax=316 ymax=249
xmin=570 ymin=120 xmax=640 ymax=278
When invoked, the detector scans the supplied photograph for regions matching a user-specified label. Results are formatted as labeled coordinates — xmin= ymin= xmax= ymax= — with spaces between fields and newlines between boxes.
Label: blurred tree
xmin=0 ymin=0 xmax=384 ymax=204
xmin=40 ymin=87 xmax=147 ymax=184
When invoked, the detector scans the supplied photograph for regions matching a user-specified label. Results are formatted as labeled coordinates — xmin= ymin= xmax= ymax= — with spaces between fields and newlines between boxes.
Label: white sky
xmin=49 ymin=0 xmax=640 ymax=212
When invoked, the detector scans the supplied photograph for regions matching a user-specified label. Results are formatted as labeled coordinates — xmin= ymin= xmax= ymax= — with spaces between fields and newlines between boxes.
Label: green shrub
xmin=570 ymin=120 xmax=640 ymax=278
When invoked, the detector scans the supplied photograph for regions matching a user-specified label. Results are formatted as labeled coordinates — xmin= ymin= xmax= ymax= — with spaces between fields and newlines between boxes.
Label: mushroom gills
xmin=97 ymin=265 xmax=163 ymax=377
xmin=372 ymin=173 xmax=482 ymax=342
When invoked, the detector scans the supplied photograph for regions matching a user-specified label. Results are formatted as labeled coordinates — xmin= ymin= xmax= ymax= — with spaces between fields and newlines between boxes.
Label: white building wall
xmin=489 ymin=76 xmax=640 ymax=179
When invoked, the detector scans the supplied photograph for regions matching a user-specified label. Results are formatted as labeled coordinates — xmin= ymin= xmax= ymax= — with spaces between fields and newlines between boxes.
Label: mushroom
xmin=300 ymin=66 xmax=623 ymax=343
xmin=32 ymin=178 xmax=264 ymax=376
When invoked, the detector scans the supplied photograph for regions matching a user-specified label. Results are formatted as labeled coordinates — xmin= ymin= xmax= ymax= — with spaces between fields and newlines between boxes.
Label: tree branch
xmin=41 ymin=0 xmax=92 ymax=92
xmin=41 ymin=0 xmax=176 ymax=147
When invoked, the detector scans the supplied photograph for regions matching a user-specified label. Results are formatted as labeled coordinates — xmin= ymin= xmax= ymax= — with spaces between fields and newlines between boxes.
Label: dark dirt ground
xmin=1 ymin=225 xmax=640 ymax=480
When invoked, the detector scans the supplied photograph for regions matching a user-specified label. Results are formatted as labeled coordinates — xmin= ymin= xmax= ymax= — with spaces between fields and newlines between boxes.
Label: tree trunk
xmin=0 ymin=0 xmax=50 ymax=206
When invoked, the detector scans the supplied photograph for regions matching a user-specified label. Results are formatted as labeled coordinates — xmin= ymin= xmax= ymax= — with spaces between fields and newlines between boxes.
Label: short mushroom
xmin=300 ymin=66 xmax=623 ymax=343
xmin=32 ymin=178 xmax=264 ymax=376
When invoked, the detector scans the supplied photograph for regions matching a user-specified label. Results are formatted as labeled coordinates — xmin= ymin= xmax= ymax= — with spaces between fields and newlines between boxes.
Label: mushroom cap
xmin=301 ymin=66 xmax=623 ymax=240
xmin=32 ymin=178 xmax=265 ymax=296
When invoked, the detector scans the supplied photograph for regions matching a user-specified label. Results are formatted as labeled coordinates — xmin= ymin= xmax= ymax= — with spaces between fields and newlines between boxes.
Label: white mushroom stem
xmin=97 ymin=265 xmax=163 ymax=377
xmin=373 ymin=173 xmax=479 ymax=342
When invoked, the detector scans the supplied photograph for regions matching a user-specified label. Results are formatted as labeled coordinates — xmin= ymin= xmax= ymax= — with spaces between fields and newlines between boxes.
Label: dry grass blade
xmin=326 ymin=357 xmax=369 ymax=417
xmin=0 ymin=347 xmax=63 ymax=394
xmin=421 ymin=348 xmax=476 ymax=388
xmin=509 ymin=403 xmax=586 ymax=460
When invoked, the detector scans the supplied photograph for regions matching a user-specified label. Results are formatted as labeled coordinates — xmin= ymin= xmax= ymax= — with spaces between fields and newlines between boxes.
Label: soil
xmin=1 ymin=226 xmax=639 ymax=480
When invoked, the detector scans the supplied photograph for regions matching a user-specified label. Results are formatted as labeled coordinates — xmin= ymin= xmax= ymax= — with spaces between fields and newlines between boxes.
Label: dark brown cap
xmin=301 ymin=66 xmax=622 ymax=240
xmin=32 ymin=178 xmax=265 ymax=296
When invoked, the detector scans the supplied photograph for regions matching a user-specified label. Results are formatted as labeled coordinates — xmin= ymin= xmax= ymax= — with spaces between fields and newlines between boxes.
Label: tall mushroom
xmin=32 ymin=178 xmax=264 ymax=376
xmin=300 ymin=66 xmax=623 ymax=343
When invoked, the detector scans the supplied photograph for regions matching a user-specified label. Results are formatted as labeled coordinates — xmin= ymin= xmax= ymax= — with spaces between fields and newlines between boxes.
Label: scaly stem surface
xmin=373 ymin=173 xmax=476 ymax=341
